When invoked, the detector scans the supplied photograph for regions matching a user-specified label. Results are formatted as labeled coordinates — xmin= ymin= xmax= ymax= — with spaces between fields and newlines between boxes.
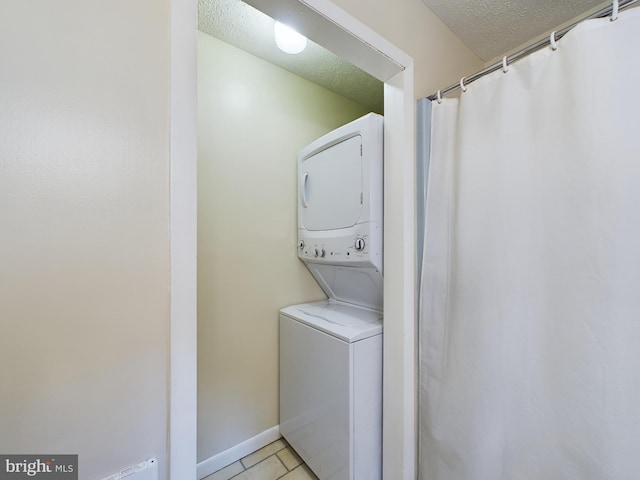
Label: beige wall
xmin=0 ymin=1 xmax=170 ymax=479
xmin=197 ymin=31 xmax=371 ymax=461
xmin=332 ymin=0 xmax=484 ymax=99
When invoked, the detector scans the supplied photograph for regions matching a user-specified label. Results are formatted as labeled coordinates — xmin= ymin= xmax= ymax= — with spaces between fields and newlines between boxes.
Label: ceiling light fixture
xmin=274 ymin=21 xmax=307 ymax=54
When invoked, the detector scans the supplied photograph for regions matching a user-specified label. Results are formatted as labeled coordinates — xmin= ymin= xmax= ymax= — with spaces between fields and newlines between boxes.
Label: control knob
xmin=354 ymin=237 xmax=366 ymax=251
xmin=298 ymin=240 xmax=305 ymax=250
xmin=313 ymin=248 xmax=319 ymax=257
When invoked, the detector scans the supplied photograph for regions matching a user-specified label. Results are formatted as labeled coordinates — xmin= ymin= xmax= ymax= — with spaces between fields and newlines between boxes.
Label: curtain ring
xmin=460 ymin=77 xmax=467 ymax=93
xmin=549 ymin=31 xmax=558 ymax=51
xmin=436 ymin=90 xmax=442 ymax=104
xmin=611 ymin=0 xmax=619 ymax=20
xmin=502 ymin=56 xmax=509 ymax=73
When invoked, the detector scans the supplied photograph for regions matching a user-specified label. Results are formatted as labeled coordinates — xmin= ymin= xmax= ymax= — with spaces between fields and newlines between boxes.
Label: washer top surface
xmin=280 ymin=300 xmax=383 ymax=342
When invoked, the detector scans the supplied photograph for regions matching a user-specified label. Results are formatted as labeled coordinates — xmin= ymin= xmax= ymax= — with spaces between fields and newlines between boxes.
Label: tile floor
xmin=203 ymin=438 xmax=319 ymax=480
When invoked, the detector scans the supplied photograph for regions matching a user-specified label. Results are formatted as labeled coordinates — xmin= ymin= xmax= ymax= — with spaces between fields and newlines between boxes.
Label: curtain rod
xmin=426 ymin=0 xmax=639 ymax=101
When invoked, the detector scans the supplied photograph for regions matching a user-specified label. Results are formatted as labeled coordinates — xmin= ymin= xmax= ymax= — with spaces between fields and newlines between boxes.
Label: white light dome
xmin=274 ymin=21 xmax=307 ymax=54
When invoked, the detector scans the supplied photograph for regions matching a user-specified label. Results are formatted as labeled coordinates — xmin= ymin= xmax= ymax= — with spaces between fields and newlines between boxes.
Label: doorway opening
xmin=170 ymin=1 xmax=417 ymax=478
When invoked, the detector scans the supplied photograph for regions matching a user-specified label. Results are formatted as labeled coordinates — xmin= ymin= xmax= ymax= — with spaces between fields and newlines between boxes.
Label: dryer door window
xmin=300 ymin=135 xmax=363 ymax=231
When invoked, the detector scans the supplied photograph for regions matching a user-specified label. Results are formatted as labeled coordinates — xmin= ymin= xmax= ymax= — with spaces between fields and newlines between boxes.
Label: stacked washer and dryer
xmin=280 ymin=113 xmax=384 ymax=480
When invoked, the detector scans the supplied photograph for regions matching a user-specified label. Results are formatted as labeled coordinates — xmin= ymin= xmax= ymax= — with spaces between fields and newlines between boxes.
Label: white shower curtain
xmin=419 ymin=8 xmax=640 ymax=480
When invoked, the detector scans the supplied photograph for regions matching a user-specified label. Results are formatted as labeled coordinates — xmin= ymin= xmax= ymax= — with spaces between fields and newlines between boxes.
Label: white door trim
xmin=170 ymin=0 xmax=198 ymax=478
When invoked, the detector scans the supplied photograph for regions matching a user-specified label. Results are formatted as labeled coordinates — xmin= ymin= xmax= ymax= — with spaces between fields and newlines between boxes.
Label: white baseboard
xmin=197 ymin=425 xmax=281 ymax=479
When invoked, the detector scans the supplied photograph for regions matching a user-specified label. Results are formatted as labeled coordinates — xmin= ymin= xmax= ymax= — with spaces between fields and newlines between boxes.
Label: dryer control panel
xmin=297 ymin=222 xmax=381 ymax=270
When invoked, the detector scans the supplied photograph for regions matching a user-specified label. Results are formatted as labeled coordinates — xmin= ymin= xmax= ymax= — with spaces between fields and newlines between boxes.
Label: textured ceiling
xmin=198 ymin=0 xmax=384 ymax=113
xmin=200 ymin=0 xmax=620 ymax=108
xmin=421 ymin=0 xmax=609 ymax=61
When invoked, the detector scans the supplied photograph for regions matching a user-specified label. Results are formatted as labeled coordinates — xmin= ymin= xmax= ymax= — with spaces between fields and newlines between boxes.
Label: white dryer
xmin=297 ymin=112 xmax=383 ymax=310
xmin=280 ymin=113 xmax=384 ymax=480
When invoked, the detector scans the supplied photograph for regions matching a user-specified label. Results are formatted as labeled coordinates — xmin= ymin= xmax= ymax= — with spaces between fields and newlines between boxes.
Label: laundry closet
xmin=196 ymin=8 xmax=382 ymax=472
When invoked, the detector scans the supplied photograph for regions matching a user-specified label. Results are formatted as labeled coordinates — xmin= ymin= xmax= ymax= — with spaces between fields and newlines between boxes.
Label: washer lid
xmin=280 ymin=300 xmax=383 ymax=342
xmin=305 ymin=264 xmax=383 ymax=311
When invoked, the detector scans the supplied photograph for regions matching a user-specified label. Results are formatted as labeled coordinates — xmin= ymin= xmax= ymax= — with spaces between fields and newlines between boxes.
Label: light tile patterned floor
xmin=204 ymin=438 xmax=319 ymax=480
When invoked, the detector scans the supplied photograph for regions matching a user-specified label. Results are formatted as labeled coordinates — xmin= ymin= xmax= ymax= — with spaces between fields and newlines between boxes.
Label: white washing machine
xmin=279 ymin=300 xmax=382 ymax=480
xmin=280 ymin=113 xmax=384 ymax=480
